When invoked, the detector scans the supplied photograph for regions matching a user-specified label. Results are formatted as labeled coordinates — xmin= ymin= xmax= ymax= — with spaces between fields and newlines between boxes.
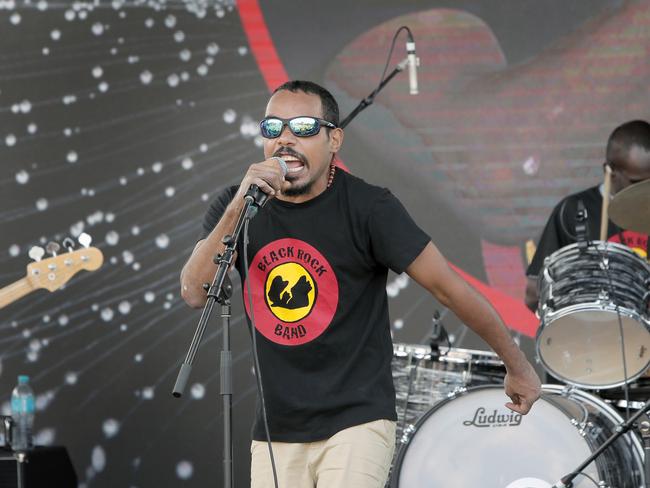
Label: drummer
xmin=525 ymin=119 xmax=650 ymax=312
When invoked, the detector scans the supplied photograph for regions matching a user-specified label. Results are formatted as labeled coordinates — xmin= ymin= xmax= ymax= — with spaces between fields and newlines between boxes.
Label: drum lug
xmin=569 ymin=418 xmax=586 ymax=436
xmin=599 ymin=256 xmax=610 ymax=270
xmin=560 ymin=385 xmax=576 ymax=397
xmin=450 ymin=386 xmax=467 ymax=398
xmin=639 ymin=418 xmax=650 ymax=438
xmin=571 ymin=419 xmax=603 ymax=439
xmin=642 ymin=290 xmax=650 ymax=311
xmin=400 ymin=424 xmax=416 ymax=444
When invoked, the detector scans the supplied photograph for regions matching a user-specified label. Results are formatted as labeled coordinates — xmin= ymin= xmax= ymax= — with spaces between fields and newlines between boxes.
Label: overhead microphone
xmin=406 ymin=34 xmax=419 ymax=95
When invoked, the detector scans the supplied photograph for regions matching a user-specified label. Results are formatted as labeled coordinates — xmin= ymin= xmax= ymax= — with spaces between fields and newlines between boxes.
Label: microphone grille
xmin=272 ymin=157 xmax=288 ymax=176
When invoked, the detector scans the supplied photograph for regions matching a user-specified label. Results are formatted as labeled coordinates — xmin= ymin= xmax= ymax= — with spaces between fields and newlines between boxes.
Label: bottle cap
xmin=18 ymin=375 xmax=29 ymax=384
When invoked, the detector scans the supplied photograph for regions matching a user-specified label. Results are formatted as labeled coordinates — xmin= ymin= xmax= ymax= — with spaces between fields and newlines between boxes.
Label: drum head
xmin=537 ymin=308 xmax=650 ymax=388
xmin=393 ymin=387 xmax=602 ymax=487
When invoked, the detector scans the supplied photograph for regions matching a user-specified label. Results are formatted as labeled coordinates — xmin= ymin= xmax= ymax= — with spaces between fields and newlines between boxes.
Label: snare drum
xmin=391 ymin=343 xmax=505 ymax=440
xmin=390 ymin=385 xmax=645 ymax=488
xmin=537 ymin=241 xmax=650 ymax=389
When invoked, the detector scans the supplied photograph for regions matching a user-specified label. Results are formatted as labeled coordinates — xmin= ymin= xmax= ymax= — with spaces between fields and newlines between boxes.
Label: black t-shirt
xmin=527 ymin=185 xmax=649 ymax=276
xmin=199 ymin=170 xmax=431 ymax=442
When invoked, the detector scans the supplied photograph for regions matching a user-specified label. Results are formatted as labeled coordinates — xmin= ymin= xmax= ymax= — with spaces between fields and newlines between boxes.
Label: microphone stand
xmin=339 ymin=57 xmax=408 ymax=129
xmin=172 ymin=185 xmax=267 ymax=488
xmin=551 ymin=398 xmax=650 ymax=487
xmin=14 ymin=451 xmax=26 ymax=488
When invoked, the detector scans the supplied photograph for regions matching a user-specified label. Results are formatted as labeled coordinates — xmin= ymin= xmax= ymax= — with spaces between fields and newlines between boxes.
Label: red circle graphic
xmin=243 ymin=238 xmax=339 ymax=346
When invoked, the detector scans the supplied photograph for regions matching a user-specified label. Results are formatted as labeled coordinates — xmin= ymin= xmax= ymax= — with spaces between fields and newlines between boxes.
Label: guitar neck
xmin=0 ymin=277 xmax=35 ymax=309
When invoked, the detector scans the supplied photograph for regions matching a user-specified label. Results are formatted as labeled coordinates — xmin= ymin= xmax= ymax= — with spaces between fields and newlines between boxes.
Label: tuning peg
xmin=28 ymin=246 xmax=45 ymax=262
xmin=46 ymin=241 xmax=61 ymax=256
xmin=78 ymin=233 xmax=92 ymax=248
xmin=62 ymin=237 xmax=76 ymax=252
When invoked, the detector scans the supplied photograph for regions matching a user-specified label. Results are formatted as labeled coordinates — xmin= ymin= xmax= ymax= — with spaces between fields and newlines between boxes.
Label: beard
xmin=282 ymin=178 xmax=313 ymax=197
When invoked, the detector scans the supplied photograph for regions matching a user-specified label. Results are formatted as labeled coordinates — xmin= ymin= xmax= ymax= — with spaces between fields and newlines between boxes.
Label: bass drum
xmin=390 ymin=385 xmax=644 ymax=488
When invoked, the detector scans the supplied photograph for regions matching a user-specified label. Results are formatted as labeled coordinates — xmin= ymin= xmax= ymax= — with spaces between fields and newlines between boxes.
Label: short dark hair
xmin=606 ymin=120 xmax=650 ymax=157
xmin=272 ymin=80 xmax=339 ymax=127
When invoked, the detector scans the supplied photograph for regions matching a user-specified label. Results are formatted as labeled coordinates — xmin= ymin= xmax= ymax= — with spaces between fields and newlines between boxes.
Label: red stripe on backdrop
xmin=450 ymin=264 xmax=538 ymax=337
xmin=237 ymin=0 xmax=289 ymax=91
xmin=237 ymin=1 xmax=351 ymax=169
xmin=237 ymin=1 xmax=538 ymax=337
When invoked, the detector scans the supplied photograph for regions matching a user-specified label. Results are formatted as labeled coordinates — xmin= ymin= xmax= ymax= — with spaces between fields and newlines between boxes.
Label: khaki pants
xmin=251 ymin=419 xmax=396 ymax=488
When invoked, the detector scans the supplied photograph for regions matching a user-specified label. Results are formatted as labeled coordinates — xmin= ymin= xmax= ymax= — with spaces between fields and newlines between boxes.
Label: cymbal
xmin=609 ymin=179 xmax=650 ymax=234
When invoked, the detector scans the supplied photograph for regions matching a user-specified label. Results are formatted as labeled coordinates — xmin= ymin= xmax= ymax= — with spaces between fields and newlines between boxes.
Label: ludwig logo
xmin=463 ymin=407 xmax=522 ymax=428
xmin=244 ymin=238 xmax=339 ymax=346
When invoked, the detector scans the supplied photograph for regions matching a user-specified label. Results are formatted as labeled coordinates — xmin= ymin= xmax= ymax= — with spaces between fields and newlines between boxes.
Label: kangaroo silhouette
xmin=268 ymin=275 xmax=313 ymax=309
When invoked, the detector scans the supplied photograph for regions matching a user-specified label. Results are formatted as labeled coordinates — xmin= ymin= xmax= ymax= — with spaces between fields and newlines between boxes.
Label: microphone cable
xmin=243 ymin=217 xmax=280 ymax=488
xmin=378 ymin=26 xmax=414 ymax=84
xmin=339 ymin=25 xmax=415 ymax=129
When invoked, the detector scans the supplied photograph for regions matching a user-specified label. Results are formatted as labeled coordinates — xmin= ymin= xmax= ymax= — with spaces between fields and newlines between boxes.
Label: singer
xmin=180 ymin=80 xmax=541 ymax=488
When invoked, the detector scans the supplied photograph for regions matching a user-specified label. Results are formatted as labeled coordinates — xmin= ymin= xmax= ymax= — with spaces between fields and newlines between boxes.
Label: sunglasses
xmin=260 ymin=116 xmax=337 ymax=139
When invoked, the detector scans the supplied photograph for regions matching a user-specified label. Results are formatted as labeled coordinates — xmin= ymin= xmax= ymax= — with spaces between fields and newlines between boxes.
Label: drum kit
xmin=389 ymin=179 xmax=650 ymax=488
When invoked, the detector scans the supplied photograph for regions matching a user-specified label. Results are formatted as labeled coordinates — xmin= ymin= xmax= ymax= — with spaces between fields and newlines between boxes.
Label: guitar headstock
xmin=25 ymin=246 xmax=104 ymax=292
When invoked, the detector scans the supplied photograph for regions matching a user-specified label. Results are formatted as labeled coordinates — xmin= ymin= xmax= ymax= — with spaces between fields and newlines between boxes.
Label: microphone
xmin=406 ymin=37 xmax=419 ymax=95
xmin=244 ymin=157 xmax=287 ymax=213
xmin=429 ymin=310 xmax=450 ymax=355
xmin=430 ymin=310 xmax=443 ymax=353
xmin=272 ymin=156 xmax=288 ymax=178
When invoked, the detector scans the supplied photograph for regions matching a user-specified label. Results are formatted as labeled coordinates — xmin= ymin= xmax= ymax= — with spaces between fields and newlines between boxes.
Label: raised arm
xmin=180 ymin=158 xmax=288 ymax=308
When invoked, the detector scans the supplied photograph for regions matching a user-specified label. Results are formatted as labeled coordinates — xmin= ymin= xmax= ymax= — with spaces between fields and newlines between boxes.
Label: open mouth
xmin=277 ymin=153 xmax=306 ymax=175
xmin=286 ymin=162 xmax=305 ymax=174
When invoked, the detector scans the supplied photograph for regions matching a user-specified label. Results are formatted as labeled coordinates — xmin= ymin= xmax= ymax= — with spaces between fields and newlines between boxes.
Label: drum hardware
xmin=550 ymin=398 xmax=650 ymax=488
xmin=639 ymin=418 xmax=650 ymax=487
xmin=399 ymin=424 xmax=416 ymax=445
xmin=537 ymin=240 xmax=650 ymax=389
xmin=541 ymin=264 xmax=557 ymax=312
xmin=599 ymin=256 xmax=609 ymax=270
xmin=429 ymin=310 xmax=451 ymax=355
xmin=614 ymin=399 xmax=647 ymax=410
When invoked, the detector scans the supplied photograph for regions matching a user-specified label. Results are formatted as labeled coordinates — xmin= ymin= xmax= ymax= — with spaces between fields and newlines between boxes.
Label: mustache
xmin=273 ymin=147 xmax=306 ymax=163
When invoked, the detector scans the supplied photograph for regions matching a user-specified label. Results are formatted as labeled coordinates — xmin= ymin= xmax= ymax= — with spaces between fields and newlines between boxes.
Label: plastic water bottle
xmin=10 ymin=375 xmax=35 ymax=451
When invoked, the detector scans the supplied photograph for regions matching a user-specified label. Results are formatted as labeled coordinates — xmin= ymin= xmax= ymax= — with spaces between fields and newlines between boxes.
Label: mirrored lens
xmin=261 ymin=118 xmax=284 ymax=138
xmin=288 ymin=117 xmax=319 ymax=136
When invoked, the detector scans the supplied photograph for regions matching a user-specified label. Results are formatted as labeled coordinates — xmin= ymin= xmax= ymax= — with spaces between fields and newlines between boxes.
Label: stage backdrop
xmin=1 ymin=0 xmax=644 ymax=486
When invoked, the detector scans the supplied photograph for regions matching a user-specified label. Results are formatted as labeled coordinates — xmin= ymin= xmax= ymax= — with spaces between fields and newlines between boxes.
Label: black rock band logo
xmin=244 ymin=239 xmax=338 ymax=346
